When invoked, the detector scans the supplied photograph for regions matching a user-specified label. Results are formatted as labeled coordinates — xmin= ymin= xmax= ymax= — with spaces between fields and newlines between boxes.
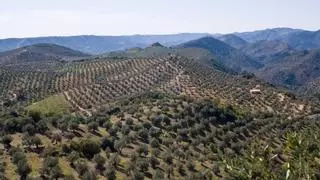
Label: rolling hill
xmin=240 ymin=40 xmax=294 ymax=65
xmin=0 ymin=28 xmax=319 ymax=56
xmin=235 ymin=28 xmax=303 ymax=43
xmin=285 ymin=30 xmax=320 ymax=50
xmin=105 ymin=43 xmax=232 ymax=73
xmin=0 ymin=33 xmax=208 ymax=54
xmin=0 ymin=29 xmax=320 ymax=180
xmin=216 ymin=34 xmax=248 ymax=49
xmin=256 ymin=49 xmax=320 ymax=86
xmin=0 ymin=47 xmax=319 ymax=179
xmin=0 ymin=43 xmax=90 ymax=65
xmin=235 ymin=28 xmax=320 ymax=50
xmin=177 ymin=36 xmax=263 ymax=72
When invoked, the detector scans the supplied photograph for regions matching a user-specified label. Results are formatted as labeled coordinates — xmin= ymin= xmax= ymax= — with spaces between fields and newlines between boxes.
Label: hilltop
xmin=235 ymin=28 xmax=320 ymax=50
xmin=217 ymin=34 xmax=248 ymax=49
xmin=234 ymin=28 xmax=303 ymax=43
xmin=177 ymin=36 xmax=262 ymax=72
xmin=0 ymin=43 xmax=90 ymax=65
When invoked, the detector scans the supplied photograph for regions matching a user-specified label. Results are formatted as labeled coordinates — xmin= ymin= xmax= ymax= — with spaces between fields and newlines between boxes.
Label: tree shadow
xmin=91 ymin=131 xmax=102 ymax=137
xmin=144 ymin=171 xmax=153 ymax=179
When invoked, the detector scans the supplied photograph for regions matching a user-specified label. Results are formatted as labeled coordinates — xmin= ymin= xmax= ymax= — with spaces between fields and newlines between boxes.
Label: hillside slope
xmin=105 ymin=44 xmax=232 ymax=73
xmin=235 ymin=28 xmax=302 ymax=43
xmin=0 ymin=43 xmax=90 ymax=65
xmin=0 ymin=33 xmax=208 ymax=54
xmin=285 ymin=30 xmax=320 ymax=50
xmin=240 ymin=40 xmax=294 ymax=65
xmin=0 ymin=55 xmax=318 ymax=180
xmin=217 ymin=34 xmax=248 ymax=49
xmin=256 ymin=49 xmax=320 ymax=86
xmin=236 ymin=28 xmax=320 ymax=50
xmin=178 ymin=37 xmax=262 ymax=72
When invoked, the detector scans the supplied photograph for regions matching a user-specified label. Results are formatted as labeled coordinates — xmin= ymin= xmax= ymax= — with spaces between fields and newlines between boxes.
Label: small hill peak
xmin=151 ymin=42 xmax=165 ymax=47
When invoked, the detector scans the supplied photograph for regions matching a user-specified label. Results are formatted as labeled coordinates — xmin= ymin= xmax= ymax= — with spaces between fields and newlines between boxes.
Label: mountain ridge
xmin=256 ymin=48 xmax=320 ymax=86
xmin=1 ymin=28 xmax=320 ymax=55
xmin=0 ymin=43 xmax=90 ymax=65
xmin=177 ymin=36 xmax=262 ymax=72
xmin=0 ymin=33 xmax=209 ymax=54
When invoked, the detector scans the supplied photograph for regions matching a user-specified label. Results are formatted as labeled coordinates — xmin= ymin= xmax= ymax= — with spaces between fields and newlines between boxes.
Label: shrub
xmin=104 ymin=165 xmax=116 ymax=180
xmin=79 ymin=138 xmax=101 ymax=159
xmin=150 ymin=138 xmax=160 ymax=148
xmin=88 ymin=122 xmax=99 ymax=132
xmin=1 ymin=135 xmax=13 ymax=148
xmin=17 ymin=159 xmax=31 ymax=177
xmin=41 ymin=156 xmax=63 ymax=179
xmin=93 ymin=154 xmax=106 ymax=170
xmin=137 ymin=144 xmax=149 ymax=156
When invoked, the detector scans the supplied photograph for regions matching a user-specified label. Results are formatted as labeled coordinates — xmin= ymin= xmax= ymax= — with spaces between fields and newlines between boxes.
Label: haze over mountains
xmin=0 ymin=33 xmax=209 ymax=54
xmin=1 ymin=28 xmax=320 ymax=54
xmin=1 ymin=27 xmax=320 ymax=90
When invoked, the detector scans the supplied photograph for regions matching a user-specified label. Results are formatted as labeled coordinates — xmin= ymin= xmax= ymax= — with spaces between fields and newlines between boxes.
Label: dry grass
xmin=4 ymin=156 xmax=19 ymax=180
xmin=27 ymin=153 xmax=42 ymax=177
xmin=26 ymin=94 xmax=70 ymax=116
xmin=59 ymin=157 xmax=79 ymax=179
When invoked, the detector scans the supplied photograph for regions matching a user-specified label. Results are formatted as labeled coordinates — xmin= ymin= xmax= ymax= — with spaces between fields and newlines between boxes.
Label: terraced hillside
xmin=0 ymin=55 xmax=320 ymax=180
xmin=0 ymin=56 xmax=312 ymax=117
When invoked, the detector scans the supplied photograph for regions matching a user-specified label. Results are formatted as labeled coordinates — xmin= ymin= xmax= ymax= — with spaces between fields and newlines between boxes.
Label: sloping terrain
xmin=177 ymin=37 xmax=263 ymax=72
xmin=285 ymin=30 xmax=320 ymax=50
xmin=0 ymin=43 xmax=90 ymax=65
xmin=235 ymin=28 xmax=302 ymax=43
xmin=217 ymin=34 xmax=248 ymax=49
xmin=0 ymin=41 xmax=320 ymax=180
xmin=240 ymin=40 xmax=294 ymax=65
xmin=298 ymin=77 xmax=320 ymax=98
xmin=256 ymin=49 xmax=320 ymax=86
xmin=0 ymin=33 xmax=208 ymax=54
xmin=1 ymin=31 xmax=320 ymax=179
xmin=0 ymin=55 xmax=311 ymax=117
xmin=0 ymin=28 xmax=319 ymax=56
xmin=236 ymin=28 xmax=320 ymax=50
xmin=0 ymin=55 xmax=319 ymax=180
xmin=105 ymin=43 xmax=232 ymax=73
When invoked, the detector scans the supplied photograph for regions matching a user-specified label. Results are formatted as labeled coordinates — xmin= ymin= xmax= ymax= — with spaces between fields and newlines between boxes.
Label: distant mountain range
xmin=235 ymin=28 xmax=320 ymax=50
xmin=0 ymin=33 xmax=209 ymax=54
xmin=1 ymin=27 xmax=320 ymax=92
xmin=216 ymin=34 xmax=248 ymax=49
xmin=0 ymin=28 xmax=319 ymax=55
xmin=234 ymin=28 xmax=302 ymax=43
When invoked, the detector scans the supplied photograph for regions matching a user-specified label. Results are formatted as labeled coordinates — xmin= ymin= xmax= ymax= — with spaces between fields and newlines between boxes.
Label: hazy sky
xmin=0 ymin=0 xmax=319 ymax=38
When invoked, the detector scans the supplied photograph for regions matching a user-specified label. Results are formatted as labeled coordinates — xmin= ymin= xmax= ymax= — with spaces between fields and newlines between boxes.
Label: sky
xmin=0 ymin=0 xmax=319 ymax=38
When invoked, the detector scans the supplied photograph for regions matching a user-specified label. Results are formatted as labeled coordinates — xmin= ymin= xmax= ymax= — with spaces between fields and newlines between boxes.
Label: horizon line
xmin=0 ymin=27 xmax=318 ymax=40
